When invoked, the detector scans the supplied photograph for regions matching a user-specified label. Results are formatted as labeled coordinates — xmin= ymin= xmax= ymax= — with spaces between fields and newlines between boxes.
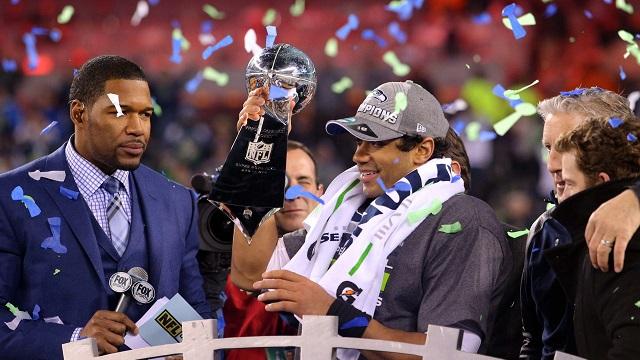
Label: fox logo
xmin=336 ymin=281 xmax=363 ymax=304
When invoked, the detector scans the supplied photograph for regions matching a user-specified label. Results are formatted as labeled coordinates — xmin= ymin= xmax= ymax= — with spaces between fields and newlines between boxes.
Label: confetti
xmin=265 ymin=26 xmax=277 ymax=48
xmin=49 ymin=28 xmax=62 ymax=42
xmin=203 ymin=4 xmax=225 ymax=19
xmin=32 ymin=304 xmax=40 ymax=320
xmin=388 ymin=22 xmax=407 ymax=43
xmin=502 ymin=13 xmax=536 ymax=30
xmin=244 ymin=29 xmax=263 ymax=57
xmin=382 ymin=51 xmax=410 ymax=76
xmin=202 ymin=35 xmax=233 ymax=60
xmin=408 ymin=199 xmax=443 ymax=224
xmin=151 ymin=97 xmax=162 ymax=116
xmin=618 ymin=30 xmax=640 ymax=65
xmin=325 ymin=37 xmax=338 ymax=57
xmin=185 ymin=72 xmax=203 ymax=93
xmin=362 ymin=29 xmax=387 ymax=47
xmin=376 ymin=178 xmax=389 ymax=192
xmin=202 ymin=67 xmax=229 ymax=86
xmin=584 ymin=10 xmax=594 ymax=19
xmin=41 ymin=217 xmax=67 ymax=254
xmin=451 ymin=174 xmax=462 ymax=183
xmin=11 ymin=186 xmax=41 ymax=217
xmin=106 ymin=93 xmax=124 ymax=117
xmin=628 ymin=133 xmax=638 ymax=142
xmin=393 ymin=92 xmax=408 ymax=115
xmin=386 ymin=0 xmax=423 ymax=20
xmin=57 ymin=5 xmax=75 ymax=24
xmin=59 ymin=186 xmax=79 ymax=200
xmin=619 ymin=66 xmax=627 ymax=80
xmin=262 ymin=8 xmax=277 ymax=26
xmin=479 ymin=130 xmax=497 ymax=142
xmin=4 ymin=310 xmax=31 ymax=331
xmin=635 ymin=300 xmax=640 ymax=308
xmin=28 ymin=170 xmax=65 ymax=182
xmin=544 ymin=4 xmax=558 ymax=17
xmin=40 ymin=121 xmax=58 ymax=135
xmin=2 ymin=59 xmax=17 ymax=72
xmin=503 ymin=79 xmax=540 ymax=100
xmin=492 ymin=84 xmax=523 ymax=108
xmin=285 ymin=185 xmax=325 ymax=204
xmin=615 ymin=0 xmax=634 ymax=14
xmin=452 ymin=119 xmax=465 ymax=135
xmin=169 ymin=29 xmax=183 ymax=64
xmin=507 ymin=229 xmax=529 ymax=238
xmin=442 ymin=99 xmax=468 ymax=115
xmin=5 ymin=303 xmax=19 ymax=316
xmin=331 ymin=77 xmax=353 ymax=94
xmin=472 ymin=12 xmax=492 ymax=25
xmin=465 ymin=122 xmax=481 ymax=141
xmin=502 ymin=3 xmax=527 ymax=39
xmin=22 ymin=32 xmax=39 ymax=70
xmin=608 ymin=117 xmax=623 ymax=128
xmin=53 ymin=268 xmax=61 ymax=275
xmin=31 ymin=27 xmax=48 ymax=36
xmin=494 ymin=102 xmax=537 ymax=136
xmin=336 ymin=14 xmax=359 ymax=40
xmin=290 ymin=0 xmax=305 ymax=16
xmin=439 ymin=221 xmax=462 ymax=234
xmin=465 ymin=64 xmax=471 ymax=69
xmin=131 ymin=0 xmax=150 ymax=26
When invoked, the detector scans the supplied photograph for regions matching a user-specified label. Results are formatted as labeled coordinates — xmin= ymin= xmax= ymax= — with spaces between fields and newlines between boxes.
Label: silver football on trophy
xmin=245 ymin=43 xmax=317 ymax=122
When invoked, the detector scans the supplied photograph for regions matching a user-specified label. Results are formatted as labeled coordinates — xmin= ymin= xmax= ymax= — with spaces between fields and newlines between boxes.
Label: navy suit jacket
xmin=0 ymin=144 xmax=211 ymax=359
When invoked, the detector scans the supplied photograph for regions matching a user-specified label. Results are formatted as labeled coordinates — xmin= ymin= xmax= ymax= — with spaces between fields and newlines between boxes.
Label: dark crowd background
xmin=1 ymin=0 xmax=639 ymax=229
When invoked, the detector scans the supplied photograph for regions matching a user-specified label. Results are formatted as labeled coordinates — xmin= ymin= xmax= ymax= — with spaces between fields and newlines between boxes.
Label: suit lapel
xmin=132 ymin=169 xmax=166 ymax=291
xmin=41 ymin=145 xmax=109 ymax=292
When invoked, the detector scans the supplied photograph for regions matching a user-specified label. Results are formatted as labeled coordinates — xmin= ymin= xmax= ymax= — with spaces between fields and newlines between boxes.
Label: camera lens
xmin=197 ymin=197 xmax=234 ymax=253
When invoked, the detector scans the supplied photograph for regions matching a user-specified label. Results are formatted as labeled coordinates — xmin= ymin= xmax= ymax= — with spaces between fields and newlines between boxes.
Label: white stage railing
xmin=62 ymin=316 xmax=585 ymax=360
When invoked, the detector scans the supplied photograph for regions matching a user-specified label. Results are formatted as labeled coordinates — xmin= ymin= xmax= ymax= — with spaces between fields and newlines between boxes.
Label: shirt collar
xmin=65 ymin=137 xmax=130 ymax=198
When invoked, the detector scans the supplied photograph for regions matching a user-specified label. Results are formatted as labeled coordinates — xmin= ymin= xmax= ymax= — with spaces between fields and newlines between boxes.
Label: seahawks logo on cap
xmin=348 ymin=123 xmax=378 ymax=138
xmin=367 ymin=89 xmax=387 ymax=102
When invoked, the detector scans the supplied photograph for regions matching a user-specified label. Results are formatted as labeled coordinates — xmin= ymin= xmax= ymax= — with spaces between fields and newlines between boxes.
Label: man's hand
xmin=585 ymin=189 xmax=640 ymax=272
xmin=79 ymin=310 xmax=138 ymax=354
xmin=253 ymin=270 xmax=334 ymax=317
xmin=237 ymin=88 xmax=266 ymax=131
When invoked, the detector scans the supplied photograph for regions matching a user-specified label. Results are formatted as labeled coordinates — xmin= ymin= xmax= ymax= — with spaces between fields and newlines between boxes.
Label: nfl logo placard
xmin=245 ymin=140 xmax=273 ymax=165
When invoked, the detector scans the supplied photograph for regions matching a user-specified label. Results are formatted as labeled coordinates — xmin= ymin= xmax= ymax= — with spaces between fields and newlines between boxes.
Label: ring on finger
xmin=600 ymin=239 xmax=615 ymax=248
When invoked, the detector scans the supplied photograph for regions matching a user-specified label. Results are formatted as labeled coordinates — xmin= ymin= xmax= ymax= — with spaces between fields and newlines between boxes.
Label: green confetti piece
xmin=382 ymin=51 xmax=410 ymax=77
xmin=407 ymin=198 xmax=443 ymax=225
xmin=151 ymin=98 xmax=162 ymax=117
xmin=331 ymin=77 xmax=353 ymax=94
xmin=394 ymin=92 xmax=408 ymax=115
xmin=618 ymin=30 xmax=635 ymax=43
xmin=501 ymin=13 xmax=536 ymax=29
xmin=172 ymin=29 xmax=190 ymax=51
xmin=503 ymin=80 xmax=540 ymax=100
xmin=203 ymin=66 xmax=229 ymax=86
xmin=290 ymin=0 xmax=305 ymax=17
xmin=438 ymin=221 xmax=462 ymax=234
xmin=635 ymin=300 xmax=640 ymax=308
xmin=349 ymin=242 xmax=373 ymax=275
xmin=53 ymin=268 xmax=61 ymax=275
xmin=203 ymin=4 xmax=225 ymax=19
xmin=5 ymin=302 xmax=19 ymax=316
xmin=465 ymin=122 xmax=481 ymax=141
xmin=493 ymin=102 xmax=536 ymax=136
xmin=616 ymin=0 xmax=634 ymax=14
xmin=263 ymin=8 xmax=277 ymax=26
xmin=57 ymin=5 xmax=75 ymax=24
xmin=325 ymin=37 xmax=338 ymax=57
xmin=546 ymin=202 xmax=556 ymax=211
xmin=507 ymin=229 xmax=529 ymax=238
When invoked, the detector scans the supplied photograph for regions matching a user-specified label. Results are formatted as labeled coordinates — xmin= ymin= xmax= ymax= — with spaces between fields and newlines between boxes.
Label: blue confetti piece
xmin=285 ymin=185 xmax=325 ymax=205
xmin=49 ymin=28 xmax=62 ymax=42
xmin=22 ymin=32 xmax=39 ymax=70
xmin=451 ymin=174 xmax=462 ymax=183
xmin=361 ymin=29 xmax=387 ymax=47
xmin=545 ymin=4 xmax=558 ymax=17
xmin=336 ymin=14 xmax=359 ymax=40
xmin=73 ymin=68 xmax=79 ymax=77
xmin=268 ymin=85 xmax=290 ymax=100
xmin=452 ymin=119 xmax=466 ymax=136
xmin=619 ymin=66 xmax=626 ymax=80
xmin=376 ymin=178 xmax=388 ymax=192
xmin=148 ymin=0 xmax=159 ymax=5
xmin=386 ymin=0 xmax=414 ymax=20
xmin=492 ymin=84 xmax=523 ymax=108
xmin=2 ymin=59 xmax=17 ymax=72
xmin=603 ymin=0 xmax=612 ymax=3
xmin=169 ymin=36 xmax=182 ymax=64
xmin=40 ymin=121 xmax=58 ymax=135
xmin=32 ymin=304 xmax=40 ymax=320
xmin=265 ymin=26 xmax=277 ymax=48
xmin=202 ymin=35 xmax=233 ymax=60
xmin=502 ymin=3 xmax=526 ymax=40
xmin=59 ymin=186 xmax=79 ymax=200
xmin=479 ymin=130 xmax=497 ymax=141
xmin=387 ymin=22 xmax=407 ymax=43
xmin=608 ymin=117 xmax=623 ymax=128
xmin=200 ymin=20 xmax=213 ymax=34
xmin=11 ymin=186 xmax=41 ymax=218
xmin=472 ymin=12 xmax=492 ymax=25
xmin=171 ymin=19 xmax=181 ymax=28
xmin=185 ymin=72 xmax=203 ymax=93
xmin=31 ymin=27 xmax=49 ymax=36
xmin=11 ymin=0 xmax=19 ymax=4
xmin=584 ymin=10 xmax=593 ymax=19
xmin=340 ymin=316 xmax=370 ymax=330
xmin=628 ymin=133 xmax=638 ymax=142
xmin=41 ymin=217 xmax=67 ymax=254
xmin=559 ymin=87 xmax=603 ymax=97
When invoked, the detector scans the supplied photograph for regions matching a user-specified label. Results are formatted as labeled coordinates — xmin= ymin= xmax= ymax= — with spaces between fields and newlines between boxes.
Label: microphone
xmin=110 ymin=267 xmax=149 ymax=313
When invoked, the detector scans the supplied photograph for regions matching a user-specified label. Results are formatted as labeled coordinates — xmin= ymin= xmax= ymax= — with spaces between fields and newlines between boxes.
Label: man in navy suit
xmin=0 ymin=55 xmax=210 ymax=359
